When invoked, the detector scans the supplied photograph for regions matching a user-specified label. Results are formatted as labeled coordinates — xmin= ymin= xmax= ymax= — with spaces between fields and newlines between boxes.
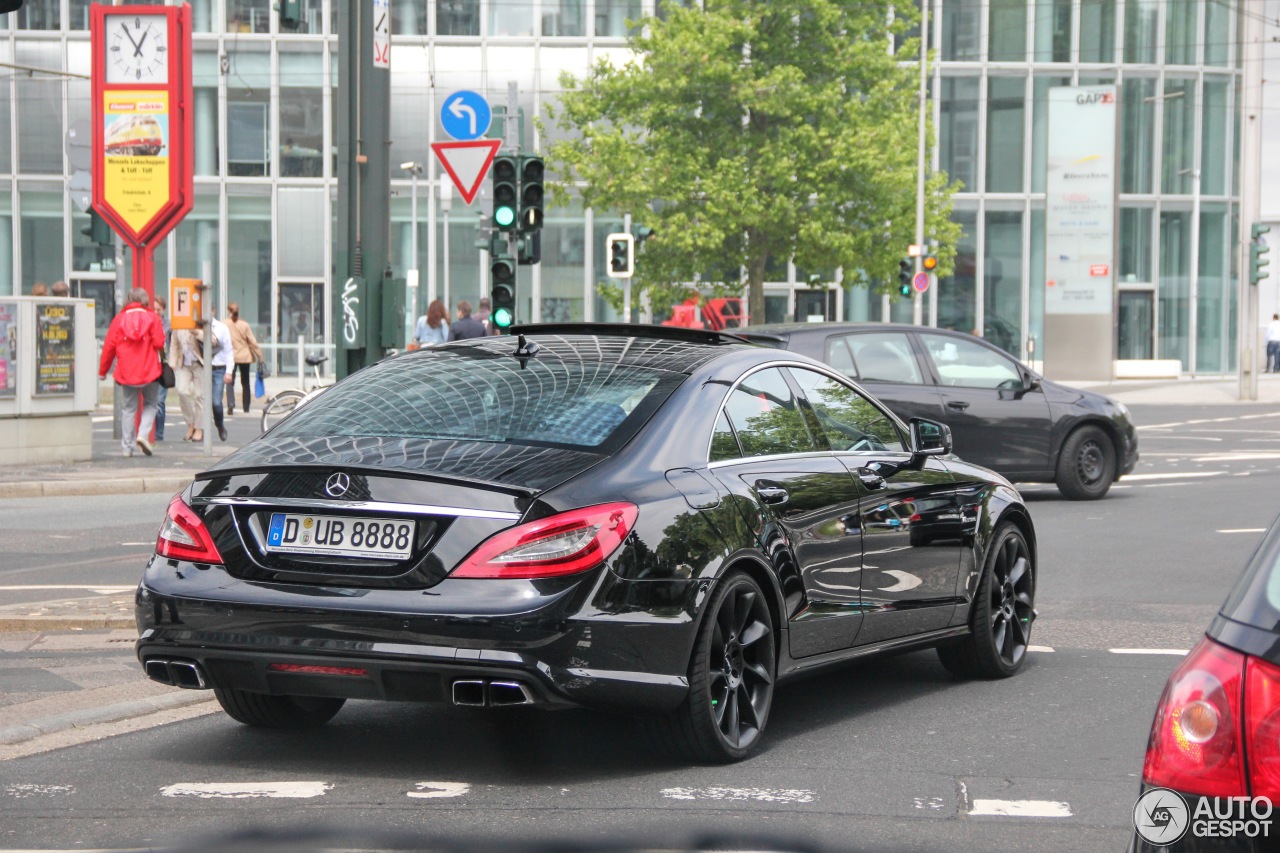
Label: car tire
xmin=937 ymin=522 xmax=1035 ymax=680
xmin=213 ymin=686 xmax=345 ymax=728
xmin=650 ymin=572 xmax=776 ymax=763
xmin=1055 ymin=424 xmax=1116 ymax=500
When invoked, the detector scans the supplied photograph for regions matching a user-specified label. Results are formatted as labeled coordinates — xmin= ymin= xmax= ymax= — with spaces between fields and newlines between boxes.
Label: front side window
xmin=842 ymin=333 xmax=924 ymax=385
xmin=921 ymin=334 xmax=1023 ymax=389
xmin=789 ymin=369 xmax=905 ymax=454
xmin=721 ymin=368 xmax=817 ymax=459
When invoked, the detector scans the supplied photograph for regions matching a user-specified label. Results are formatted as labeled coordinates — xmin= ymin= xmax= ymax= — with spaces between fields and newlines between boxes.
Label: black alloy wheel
xmin=652 ymin=572 xmax=776 ymax=763
xmin=1056 ymin=424 xmax=1116 ymax=500
xmin=938 ymin=523 xmax=1035 ymax=679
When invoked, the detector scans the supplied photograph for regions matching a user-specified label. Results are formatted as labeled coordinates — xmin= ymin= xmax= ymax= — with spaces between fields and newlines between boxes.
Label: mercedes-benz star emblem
xmin=325 ymin=472 xmax=351 ymax=498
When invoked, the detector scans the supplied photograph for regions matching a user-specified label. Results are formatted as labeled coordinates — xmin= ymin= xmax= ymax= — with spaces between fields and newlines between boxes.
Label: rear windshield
xmin=1221 ymin=522 xmax=1280 ymax=630
xmin=270 ymin=352 xmax=683 ymax=451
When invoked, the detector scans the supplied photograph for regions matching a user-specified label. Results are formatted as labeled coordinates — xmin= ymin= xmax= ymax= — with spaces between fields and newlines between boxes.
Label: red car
xmin=1132 ymin=520 xmax=1280 ymax=850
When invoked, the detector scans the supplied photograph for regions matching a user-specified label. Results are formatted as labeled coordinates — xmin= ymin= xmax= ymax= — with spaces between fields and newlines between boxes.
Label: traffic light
xmin=922 ymin=254 xmax=938 ymax=273
xmin=275 ymin=0 xmax=301 ymax=29
xmin=635 ymin=225 xmax=656 ymax=243
xmin=1251 ymin=224 xmax=1271 ymax=285
xmin=606 ymin=233 xmax=634 ymax=279
xmin=491 ymin=155 xmax=518 ymax=232
xmin=518 ymin=155 xmax=544 ymax=233
xmin=491 ymin=240 xmax=517 ymax=330
xmin=81 ymin=210 xmax=113 ymax=245
xmin=897 ymin=259 xmax=912 ymax=296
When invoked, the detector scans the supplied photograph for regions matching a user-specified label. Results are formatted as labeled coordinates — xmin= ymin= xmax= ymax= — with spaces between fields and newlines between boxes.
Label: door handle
xmin=754 ymin=482 xmax=789 ymax=506
xmin=856 ymin=467 xmax=885 ymax=489
xmin=946 ymin=400 xmax=971 ymax=411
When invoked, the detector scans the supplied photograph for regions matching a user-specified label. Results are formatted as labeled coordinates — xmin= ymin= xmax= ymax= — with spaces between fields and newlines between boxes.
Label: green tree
xmin=544 ymin=0 xmax=961 ymax=322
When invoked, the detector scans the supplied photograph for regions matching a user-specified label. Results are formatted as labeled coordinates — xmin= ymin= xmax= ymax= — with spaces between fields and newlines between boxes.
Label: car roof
xmin=432 ymin=323 xmax=761 ymax=375
xmin=741 ymin=321 xmax=944 ymax=338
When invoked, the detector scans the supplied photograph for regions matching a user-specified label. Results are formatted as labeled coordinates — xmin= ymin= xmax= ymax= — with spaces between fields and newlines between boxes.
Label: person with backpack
xmin=98 ymin=288 xmax=165 ymax=457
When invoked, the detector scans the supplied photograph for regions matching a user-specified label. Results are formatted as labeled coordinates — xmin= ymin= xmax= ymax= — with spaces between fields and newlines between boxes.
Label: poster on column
xmin=35 ymin=302 xmax=76 ymax=396
xmin=0 ymin=302 xmax=16 ymax=398
xmin=1045 ymin=86 xmax=1117 ymax=315
xmin=101 ymin=91 xmax=171 ymax=236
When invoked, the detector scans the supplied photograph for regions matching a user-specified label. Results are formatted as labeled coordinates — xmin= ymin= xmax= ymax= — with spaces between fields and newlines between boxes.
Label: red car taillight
xmin=450 ymin=502 xmax=638 ymax=579
xmin=1143 ymin=637 xmax=1247 ymax=798
xmin=1246 ymin=655 xmax=1280 ymax=801
xmin=155 ymin=496 xmax=224 ymax=564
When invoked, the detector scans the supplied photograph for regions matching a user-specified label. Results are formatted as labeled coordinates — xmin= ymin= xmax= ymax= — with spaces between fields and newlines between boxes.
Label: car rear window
xmin=1221 ymin=523 xmax=1280 ymax=630
xmin=269 ymin=352 xmax=683 ymax=451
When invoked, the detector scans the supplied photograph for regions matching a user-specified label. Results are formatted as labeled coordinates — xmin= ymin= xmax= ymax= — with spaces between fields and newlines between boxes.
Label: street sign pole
xmin=912 ymin=0 xmax=929 ymax=328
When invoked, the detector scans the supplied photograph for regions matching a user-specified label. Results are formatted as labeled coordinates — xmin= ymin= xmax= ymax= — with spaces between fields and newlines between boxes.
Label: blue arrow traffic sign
xmin=440 ymin=90 xmax=492 ymax=141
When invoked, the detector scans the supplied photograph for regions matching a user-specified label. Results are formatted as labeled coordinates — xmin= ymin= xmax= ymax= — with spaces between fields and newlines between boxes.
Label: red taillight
xmin=1143 ymin=636 xmax=1247 ymax=798
xmin=451 ymin=502 xmax=638 ymax=579
xmin=267 ymin=663 xmax=368 ymax=677
xmin=155 ymin=496 xmax=224 ymax=564
xmin=1246 ymin=655 xmax=1280 ymax=801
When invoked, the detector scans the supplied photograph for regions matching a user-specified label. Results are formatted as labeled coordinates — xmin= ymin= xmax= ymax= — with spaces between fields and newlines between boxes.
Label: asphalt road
xmin=4 ymin=402 xmax=1280 ymax=852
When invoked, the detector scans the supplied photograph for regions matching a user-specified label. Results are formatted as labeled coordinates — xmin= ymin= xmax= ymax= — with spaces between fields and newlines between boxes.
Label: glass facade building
xmin=0 ymin=0 xmax=1251 ymax=374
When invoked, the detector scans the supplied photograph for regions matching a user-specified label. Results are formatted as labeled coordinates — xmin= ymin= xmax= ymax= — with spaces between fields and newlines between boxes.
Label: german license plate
xmin=265 ymin=513 xmax=414 ymax=560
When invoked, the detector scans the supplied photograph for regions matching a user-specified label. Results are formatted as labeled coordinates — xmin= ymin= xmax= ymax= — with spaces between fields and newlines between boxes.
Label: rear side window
xmin=1222 ymin=526 xmax=1280 ymax=632
xmin=842 ymin=333 xmax=924 ymax=384
xmin=921 ymin=333 xmax=1023 ymax=389
xmin=270 ymin=353 xmax=682 ymax=450
xmin=823 ymin=337 xmax=858 ymax=380
xmin=721 ymin=368 xmax=818 ymax=458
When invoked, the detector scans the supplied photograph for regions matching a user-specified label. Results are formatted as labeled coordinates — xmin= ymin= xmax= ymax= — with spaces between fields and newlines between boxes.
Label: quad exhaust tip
xmin=144 ymin=658 xmax=208 ymax=690
xmin=451 ymin=679 xmax=534 ymax=707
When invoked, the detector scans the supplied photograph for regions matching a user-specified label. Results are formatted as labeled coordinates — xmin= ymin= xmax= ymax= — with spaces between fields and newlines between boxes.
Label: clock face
xmin=105 ymin=14 xmax=169 ymax=84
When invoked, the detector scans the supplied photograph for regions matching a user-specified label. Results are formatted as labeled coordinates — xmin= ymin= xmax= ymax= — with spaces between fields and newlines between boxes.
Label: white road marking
xmin=914 ymin=796 xmax=946 ymax=810
xmin=119 ymin=541 xmax=155 ymax=547
xmin=0 ymin=585 xmax=134 ymax=594
xmin=1194 ymin=453 xmax=1280 ymax=462
xmin=1120 ymin=471 xmax=1227 ymax=481
xmin=5 ymin=783 xmax=75 ymax=798
xmin=1028 ymin=645 xmax=1055 ymax=653
xmin=969 ymin=799 xmax=1073 ymax=818
xmin=160 ymin=782 xmax=332 ymax=799
xmin=661 ymin=786 xmax=816 ymax=804
xmin=1110 ymin=648 xmax=1190 ymax=656
xmin=1218 ymin=528 xmax=1266 ymax=534
xmin=407 ymin=781 xmax=470 ymax=799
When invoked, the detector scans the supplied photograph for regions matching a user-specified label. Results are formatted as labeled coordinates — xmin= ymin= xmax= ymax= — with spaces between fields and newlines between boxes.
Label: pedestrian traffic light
xmin=1251 ymin=224 xmax=1271 ymax=285
xmin=491 ymin=155 xmax=518 ymax=232
xmin=80 ymin=210 xmax=113 ymax=245
xmin=491 ymin=249 xmax=517 ymax=331
xmin=606 ymin=233 xmax=634 ymax=279
xmin=897 ymin=259 xmax=912 ymax=296
xmin=275 ymin=0 xmax=301 ymax=29
xmin=518 ymin=155 xmax=544 ymax=233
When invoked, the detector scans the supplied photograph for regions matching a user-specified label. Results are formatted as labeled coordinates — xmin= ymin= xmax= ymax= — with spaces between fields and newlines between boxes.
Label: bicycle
xmin=260 ymin=354 xmax=333 ymax=432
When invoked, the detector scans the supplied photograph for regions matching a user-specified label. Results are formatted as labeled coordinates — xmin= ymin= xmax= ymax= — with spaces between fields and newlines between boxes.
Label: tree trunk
xmin=747 ymin=237 xmax=767 ymax=326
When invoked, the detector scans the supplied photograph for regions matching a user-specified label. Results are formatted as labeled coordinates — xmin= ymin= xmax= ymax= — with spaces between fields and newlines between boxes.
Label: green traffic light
xmin=495 ymin=206 xmax=516 ymax=228
xmin=492 ymin=307 xmax=514 ymax=328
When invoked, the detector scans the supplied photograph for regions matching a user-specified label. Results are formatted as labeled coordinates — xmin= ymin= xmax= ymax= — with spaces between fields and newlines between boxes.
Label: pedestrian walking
xmin=475 ymin=296 xmax=492 ymax=331
xmin=153 ymin=294 xmax=169 ymax=441
xmin=225 ymin=303 xmax=263 ymax=414
xmin=97 ymin=288 xmax=165 ymax=457
xmin=208 ymin=306 xmax=234 ymax=442
xmin=1268 ymin=315 xmax=1280 ymax=373
xmin=448 ymin=300 xmax=487 ymax=341
xmin=169 ymin=327 xmax=205 ymax=442
xmin=51 ymin=281 xmax=70 ymax=297
xmin=413 ymin=299 xmax=450 ymax=347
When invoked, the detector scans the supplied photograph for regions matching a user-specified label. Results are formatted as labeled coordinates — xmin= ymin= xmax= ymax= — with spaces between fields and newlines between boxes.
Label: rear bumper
xmin=134 ymin=557 xmax=700 ymax=714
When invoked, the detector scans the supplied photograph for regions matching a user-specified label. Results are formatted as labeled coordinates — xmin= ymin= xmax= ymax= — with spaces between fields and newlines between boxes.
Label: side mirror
xmin=909 ymin=417 xmax=952 ymax=464
xmin=1024 ymin=374 xmax=1042 ymax=392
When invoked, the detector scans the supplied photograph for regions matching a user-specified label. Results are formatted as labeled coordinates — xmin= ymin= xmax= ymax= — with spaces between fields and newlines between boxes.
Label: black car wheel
xmin=653 ymin=572 xmax=776 ymax=763
xmin=938 ymin=523 xmax=1035 ymax=679
xmin=1056 ymin=424 xmax=1116 ymax=500
xmin=213 ymin=686 xmax=346 ymax=728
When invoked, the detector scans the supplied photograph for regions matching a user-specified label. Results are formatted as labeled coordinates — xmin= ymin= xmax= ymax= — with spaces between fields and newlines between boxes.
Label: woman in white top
xmin=168 ymin=328 xmax=206 ymax=442
xmin=414 ymin=299 xmax=450 ymax=347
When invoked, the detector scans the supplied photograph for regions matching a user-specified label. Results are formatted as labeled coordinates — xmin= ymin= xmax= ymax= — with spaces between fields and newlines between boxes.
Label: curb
xmin=0 ymin=689 xmax=215 ymax=747
xmin=0 ymin=475 xmax=191 ymax=500
xmin=0 ymin=615 xmax=137 ymax=632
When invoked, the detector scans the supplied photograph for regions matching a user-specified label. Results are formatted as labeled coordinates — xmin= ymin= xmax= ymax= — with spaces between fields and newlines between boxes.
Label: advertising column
xmin=1044 ymin=86 xmax=1118 ymax=381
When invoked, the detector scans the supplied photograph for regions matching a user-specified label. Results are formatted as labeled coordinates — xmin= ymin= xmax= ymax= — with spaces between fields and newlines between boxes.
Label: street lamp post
xmin=400 ymin=161 xmax=424 ymax=343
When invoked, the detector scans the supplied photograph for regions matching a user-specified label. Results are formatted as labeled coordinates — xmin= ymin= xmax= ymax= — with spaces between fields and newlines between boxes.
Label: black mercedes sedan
xmin=739 ymin=323 xmax=1139 ymax=500
xmin=137 ymin=325 xmax=1038 ymax=762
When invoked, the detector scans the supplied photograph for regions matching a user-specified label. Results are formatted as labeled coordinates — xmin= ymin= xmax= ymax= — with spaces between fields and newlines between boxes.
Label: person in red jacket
xmin=98 ymin=288 xmax=166 ymax=457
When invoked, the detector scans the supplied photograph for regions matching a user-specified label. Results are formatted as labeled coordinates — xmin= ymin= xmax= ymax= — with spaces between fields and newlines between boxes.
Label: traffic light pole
xmin=623 ymin=212 xmax=632 ymax=322
xmin=912 ymin=0 xmax=929 ymax=328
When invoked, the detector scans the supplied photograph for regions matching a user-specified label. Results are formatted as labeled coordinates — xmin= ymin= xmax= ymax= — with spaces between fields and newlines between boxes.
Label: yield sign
xmin=432 ymin=139 xmax=502 ymax=205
